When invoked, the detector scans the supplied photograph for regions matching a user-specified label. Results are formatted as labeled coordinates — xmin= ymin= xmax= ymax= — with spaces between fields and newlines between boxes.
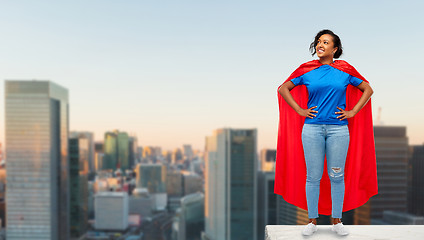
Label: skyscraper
xmin=0 ymin=142 xmax=3 ymax=163
xmin=355 ymin=126 xmax=408 ymax=224
xmin=103 ymin=130 xmax=129 ymax=172
xmin=70 ymin=131 xmax=95 ymax=174
xmin=69 ymin=137 xmax=89 ymax=237
xmin=135 ymin=163 xmax=167 ymax=211
xmin=203 ymin=128 xmax=257 ymax=240
xmin=259 ymin=149 xmax=276 ymax=172
xmin=5 ymin=80 xmax=69 ymax=239
xmin=257 ymin=171 xmax=277 ymax=240
xmin=128 ymin=136 xmax=138 ymax=169
xmin=408 ymin=144 xmax=424 ymax=216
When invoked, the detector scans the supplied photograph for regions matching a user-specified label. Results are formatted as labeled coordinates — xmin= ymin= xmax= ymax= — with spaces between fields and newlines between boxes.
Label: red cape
xmin=274 ymin=59 xmax=378 ymax=215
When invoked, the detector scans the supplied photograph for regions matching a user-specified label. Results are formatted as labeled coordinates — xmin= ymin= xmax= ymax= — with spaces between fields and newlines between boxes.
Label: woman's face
xmin=316 ymin=34 xmax=338 ymax=59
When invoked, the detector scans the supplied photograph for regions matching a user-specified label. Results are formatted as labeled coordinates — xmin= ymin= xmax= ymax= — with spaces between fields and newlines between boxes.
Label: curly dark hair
xmin=309 ymin=29 xmax=343 ymax=59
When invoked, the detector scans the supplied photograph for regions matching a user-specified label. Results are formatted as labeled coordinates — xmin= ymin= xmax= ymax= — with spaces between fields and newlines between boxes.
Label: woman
xmin=274 ymin=30 xmax=377 ymax=236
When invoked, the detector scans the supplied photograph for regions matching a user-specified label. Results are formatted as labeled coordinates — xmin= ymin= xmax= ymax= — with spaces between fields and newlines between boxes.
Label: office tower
xmin=95 ymin=142 xmax=104 ymax=153
xmin=164 ymin=150 xmax=172 ymax=164
xmin=203 ymin=128 xmax=257 ymax=240
xmin=95 ymin=152 xmax=104 ymax=171
xmin=408 ymin=145 xmax=424 ymax=216
xmin=167 ymin=170 xmax=184 ymax=197
xmin=69 ymin=138 xmax=89 ymax=237
xmin=0 ymin=167 xmax=5 ymax=228
xmin=103 ymin=132 xmax=117 ymax=170
xmin=135 ymin=163 xmax=167 ymax=210
xmin=260 ymin=149 xmax=276 ymax=172
xmin=167 ymin=170 xmax=184 ymax=212
xmin=94 ymin=192 xmax=129 ymax=230
xmin=183 ymin=144 xmax=194 ymax=161
xmin=70 ymin=131 xmax=95 ymax=173
xmin=0 ymin=142 xmax=3 ymax=163
xmin=173 ymin=148 xmax=183 ymax=164
xmin=143 ymin=146 xmax=159 ymax=163
xmin=128 ymin=136 xmax=138 ymax=169
xmin=190 ymin=157 xmax=204 ymax=177
xmin=137 ymin=146 xmax=143 ymax=163
xmin=182 ymin=171 xmax=203 ymax=195
xmin=355 ymin=126 xmax=408 ymax=224
xmin=0 ymin=142 xmax=3 ymax=228
xmin=172 ymin=192 xmax=205 ymax=240
xmin=103 ymin=130 xmax=129 ymax=172
xmin=115 ymin=131 xmax=129 ymax=170
xmin=94 ymin=142 xmax=104 ymax=171
xmin=257 ymin=171 xmax=277 ymax=240
xmin=5 ymin=80 xmax=69 ymax=239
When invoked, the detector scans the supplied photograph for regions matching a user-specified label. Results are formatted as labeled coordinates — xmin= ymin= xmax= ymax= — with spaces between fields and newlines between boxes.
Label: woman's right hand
xmin=297 ymin=106 xmax=318 ymax=119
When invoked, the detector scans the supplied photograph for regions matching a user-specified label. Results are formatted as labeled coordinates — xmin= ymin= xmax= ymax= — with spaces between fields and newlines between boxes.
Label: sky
xmin=1 ymin=0 xmax=424 ymax=151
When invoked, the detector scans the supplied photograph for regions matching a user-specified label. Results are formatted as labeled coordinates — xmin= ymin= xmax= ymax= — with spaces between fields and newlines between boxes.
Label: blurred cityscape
xmin=1 ymin=80 xmax=423 ymax=240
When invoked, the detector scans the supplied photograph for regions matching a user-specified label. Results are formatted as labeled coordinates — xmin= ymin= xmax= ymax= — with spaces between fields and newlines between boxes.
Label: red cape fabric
xmin=274 ymin=59 xmax=378 ymax=215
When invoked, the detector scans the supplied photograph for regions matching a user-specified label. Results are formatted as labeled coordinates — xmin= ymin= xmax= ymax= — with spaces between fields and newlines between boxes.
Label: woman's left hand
xmin=335 ymin=107 xmax=357 ymax=120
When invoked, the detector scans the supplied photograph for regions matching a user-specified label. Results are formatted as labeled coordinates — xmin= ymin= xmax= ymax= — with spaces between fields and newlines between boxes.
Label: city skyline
xmin=1 ymin=1 xmax=424 ymax=151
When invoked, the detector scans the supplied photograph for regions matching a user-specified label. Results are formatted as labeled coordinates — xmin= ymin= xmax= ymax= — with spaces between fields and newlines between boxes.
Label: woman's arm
xmin=336 ymin=81 xmax=374 ymax=120
xmin=278 ymin=81 xmax=318 ymax=119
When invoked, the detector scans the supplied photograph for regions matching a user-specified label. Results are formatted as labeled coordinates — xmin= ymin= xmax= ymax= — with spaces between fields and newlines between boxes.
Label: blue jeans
xmin=301 ymin=123 xmax=350 ymax=219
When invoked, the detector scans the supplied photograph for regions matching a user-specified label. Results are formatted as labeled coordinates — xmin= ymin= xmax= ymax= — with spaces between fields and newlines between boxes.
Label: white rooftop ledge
xmin=265 ymin=225 xmax=424 ymax=240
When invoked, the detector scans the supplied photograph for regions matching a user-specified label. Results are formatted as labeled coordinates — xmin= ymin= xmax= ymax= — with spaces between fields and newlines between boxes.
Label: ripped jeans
xmin=301 ymin=123 xmax=350 ymax=219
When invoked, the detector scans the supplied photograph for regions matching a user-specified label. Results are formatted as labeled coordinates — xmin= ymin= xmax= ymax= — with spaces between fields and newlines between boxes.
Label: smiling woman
xmin=274 ymin=29 xmax=378 ymax=237
xmin=310 ymin=29 xmax=343 ymax=61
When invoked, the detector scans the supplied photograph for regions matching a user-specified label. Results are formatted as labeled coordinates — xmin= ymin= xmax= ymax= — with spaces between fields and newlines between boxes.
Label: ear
xmin=333 ymin=47 xmax=338 ymax=54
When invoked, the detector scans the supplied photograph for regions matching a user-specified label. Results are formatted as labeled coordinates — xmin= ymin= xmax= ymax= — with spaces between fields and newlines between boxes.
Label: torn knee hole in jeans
xmin=330 ymin=167 xmax=343 ymax=177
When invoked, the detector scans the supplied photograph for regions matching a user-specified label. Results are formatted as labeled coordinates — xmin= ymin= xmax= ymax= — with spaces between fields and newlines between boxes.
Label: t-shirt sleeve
xmin=349 ymin=75 xmax=363 ymax=87
xmin=290 ymin=76 xmax=303 ymax=86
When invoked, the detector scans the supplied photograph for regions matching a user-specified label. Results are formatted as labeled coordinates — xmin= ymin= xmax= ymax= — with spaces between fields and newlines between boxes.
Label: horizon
xmin=1 ymin=1 xmax=424 ymax=150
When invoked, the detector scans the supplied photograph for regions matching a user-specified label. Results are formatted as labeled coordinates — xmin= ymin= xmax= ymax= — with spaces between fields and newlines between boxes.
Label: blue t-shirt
xmin=291 ymin=64 xmax=363 ymax=125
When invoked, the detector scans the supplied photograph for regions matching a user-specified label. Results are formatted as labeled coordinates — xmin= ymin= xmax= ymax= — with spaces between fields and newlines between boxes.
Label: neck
xmin=319 ymin=57 xmax=334 ymax=65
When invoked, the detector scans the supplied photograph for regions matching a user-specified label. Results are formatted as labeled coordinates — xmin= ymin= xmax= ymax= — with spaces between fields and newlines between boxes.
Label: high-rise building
xmin=182 ymin=171 xmax=202 ymax=196
xmin=257 ymin=171 xmax=277 ymax=240
xmin=143 ymin=146 xmax=160 ymax=163
xmin=103 ymin=130 xmax=129 ymax=172
xmin=172 ymin=148 xmax=183 ymax=164
xmin=103 ymin=132 xmax=118 ymax=170
xmin=167 ymin=170 xmax=183 ymax=197
xmin=137 ymin=146 xmax=143 ymax=163
xmin=172 ymin=192 xmax=205 ymax=240
xmin=135 ymin=163 xmax=167 ymax=210
xmin=355 ymin=126 xmax=408 ymax=224
xmin=183 ymin=145 xmax=194 ymax=161
xmin=70 ymin=131 xmax=95 ymax=173
xmin=408 ymin=145 xmax=424 ymax=216
xmin=0 ymin=142 xmax=3 ymax=163
xmin=0 ymin=167 xmax=6 ymax=228
xmin=128 ymin=136 xmax=138 ymax=169
xmin=259 ymin=149 xmax=276 ymax=172
xmin=5 ymin=80 xmax=69 ymax=239
xmin=94 ymin=142 xmax=104 ymax=171
xmin=69 ymin=137 xmax=89 ymax=238
xmin=117 ymin=132 xmax=129 ymax=170
xmin=203 ymin=128 xmax=257 ymax=240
